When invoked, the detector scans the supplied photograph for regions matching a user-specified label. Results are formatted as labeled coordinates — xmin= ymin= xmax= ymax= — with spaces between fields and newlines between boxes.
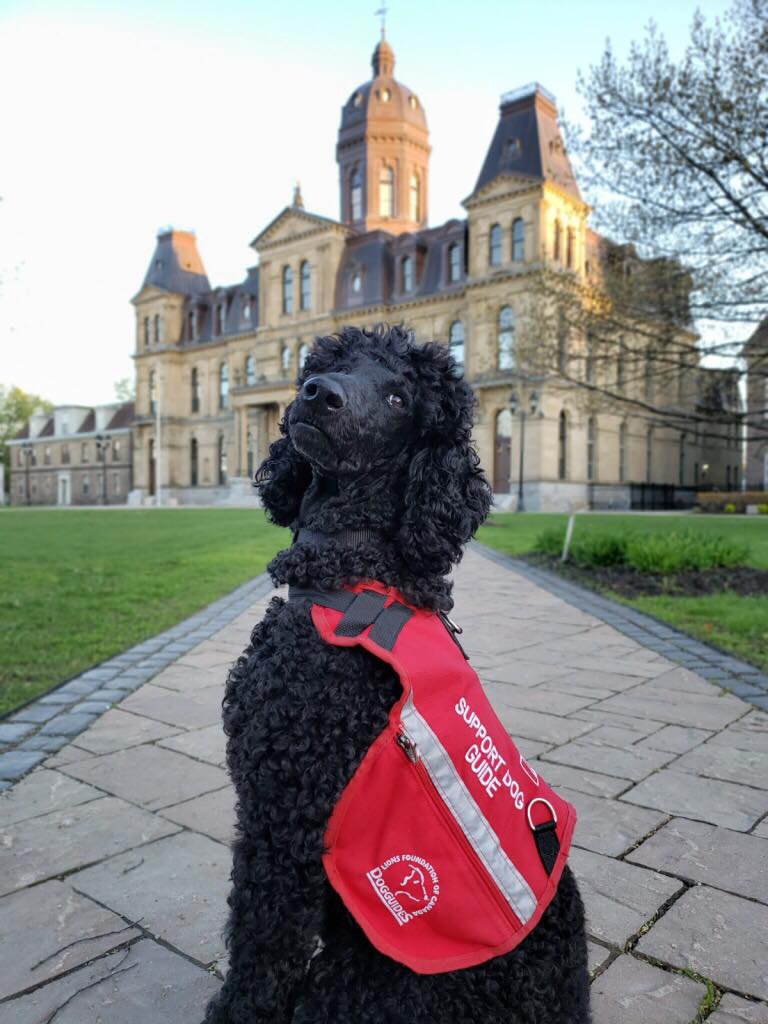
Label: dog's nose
xmin=300 ymin=375 xmax=347 ymax=411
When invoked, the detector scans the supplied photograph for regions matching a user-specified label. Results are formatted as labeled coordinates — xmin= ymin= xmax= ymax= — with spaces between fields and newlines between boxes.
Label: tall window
xmin=191 ymin=367 xmax=201 ymax=413
xmin=566 ymin=228 xmax=574 ymax=269
xmin=188 ymin=309 xmax=197 ymax=341
xmin=44 ymin=446 xmax=51 ymax=465
xmin=350 ymin=167 xmax=362 ymax=221
xmin=112 ymin=440 xmax=121 ymax=461
xmin=219 ymin=363 xmax=229 ymax=410
xmin=282 ymin=266 xmax=293 ymax=315
xmin=379 ymin=165 xmax=394 ymax=218
xmin=402 ymin=256 xmax=414 ymax=293
xmin=617 ymin=338 xmax=626 ymax=390
xmin=62 ymin=444 xmax=70 ymax=465
xmin=300 ymin=260 xmax=311 ymax=311
xmin=646 ymin=426 xmax=654 ymax=483
xmin=149 ymin=370 xmax=157 ymax=415
xmin=497 ymin=306 xmax=516 ymax=370
xmin=190 ymin=438 xmax=198 ymax=487
xmin=409 ymin=172 xmax=420 ymax=222
xmin=558 ymin=410 xmax=567 ymax=480
xmin=215 ymin=304 xmax=225 ymax=335
xmin=449 ymin=321 xmax=465 ymax=373
xmin=218 ymin=435 xmax=227 ymax=485
xmin=448 ymin=243 xmax=461 ymax=283
xmin=512 ymin=217 xmax=525 ymax=262
xmin=679 ymin=433 xmax=686 ymax=485
xmin=281 ymin=346 xmax=292 ymax=374
xmin=586 ymin=417 xmax=597 ymax=481
xmin=489 ymin=223 xmax=502 ymax=266
xmin=245 ymin=355 xmax=256 ymax=387
xmin=154 ymin=313 xmax=162 ymax=343
xmin=554 ymin=219 xmax=562 ymax=261
xmin=585 ymin=331 xmax=595 ymax=384
xmin=81 ymin=442 xmax=88 ymax=463
xmin=557 ymin=312 xmax=569 ymax=374
xmin=242 ymin=297 xmax=251 ymax=324
xmin=618 ymin=422 xmax=627 ymax=482
xmin=298 ymin=343 xmax=310 ymax=366
xmin=143 ymin=316 xmax=150 ymax=349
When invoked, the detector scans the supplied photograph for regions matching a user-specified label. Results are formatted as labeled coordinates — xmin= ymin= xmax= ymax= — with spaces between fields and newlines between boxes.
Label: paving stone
xmin=636 ymin=885 xmax=768 ymax=1000
xmin=37 ymin=690 xmax=80 ymax=705
xmin=575 ymin=723 xmax=649 ymax=749
xmin=570 ymin=847 xmax=682 ymax=946
xmin=569 ymin=708 xmax=665 ymax=735
xmin=587 ymin=941 xmax=613 ymax=975
xmin=0 ymin=939 xmax=222 ymax=1023
xmin=159 ymin=786 xmax=235 ymax=843
xmin=0 ymin=769 xmax=100 ymax=826
xmin=73 ymin=699 xmax=114 ymax=715
xmin=0 ymin=749 xmax=46 ymax=780
xmin=590 ymin=955 xmax=706 ymax=1024
xmin=593 ymin=684 xmax=747 ymax=730
xmin=0 ymin=722 xmax=34 ymax=744
xmin=528 ymin=760 xmax=630 ymax=799
xmin=627 ymin=817 xmax=768 ymax=904
xmin=541 ymin=738 xmax=673 ymax=782
xmin=0 ymin=879 xmax=142 ymax=999
xmin=674 ymin=742 xmax=768 ymax=790
xmin=0 ymin=796 xmax=178 ymax=897
xmin=43 ymin=743 xmax=95 ymax=768
xmin=87 ymin=687 xmax=130 ymax=702
xmin=493 ymin=706 xmax=596 ymax=746
xmin=57 ymin=678 xmax=102 ymax=696
xmin=707 ymin=711 xmax=768 ymax=754
xmin=62 ymin=744 xmax=228 ymax=810
xmin=158 ymin=723 xmax=226 ymax=766
xmin=11 ymin=702 xmax=61 ymax=724
xmin=150 ymin=662 xmax=230 ymax=692
xmin=72 ymin=708 xmax=181 ymax=755
xmin=119 ymin=683 xmax=223 ymax=730
xmin=637 ymin=724 xmax=713 ymax=754
xmin=17 ymin=733 xmax=69 ymax=753
xmin=706 ymin=993 xmax=768 ymax=1023
xmin=483 ymin=682 xmax=594 ymax=715
xmin=71 ymin=831 xmax=230 ymax=965
xmin=39 ymin=711 xmax=97 ymax=737
xmin=559 ymin=785 xmax=666 ymax=856
xmin=754 ymin=817 xmax=768 ymax=839
xmin=621 ymin=768 xmax=767 ymax=831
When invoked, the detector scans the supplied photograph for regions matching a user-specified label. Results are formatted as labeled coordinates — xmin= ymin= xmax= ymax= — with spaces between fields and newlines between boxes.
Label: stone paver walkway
xmin=1 ymin=546 xmax=767 ymax=1022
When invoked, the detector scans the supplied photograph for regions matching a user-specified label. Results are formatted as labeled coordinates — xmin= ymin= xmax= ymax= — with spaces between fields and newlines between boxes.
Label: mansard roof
xmin=472 ymin=83 xmax=581 ymax=201
xmin=139 ymin=229 xmax=210 ymax=297
xmin=11 ymin=402 xmax=134 ymax=443
xmin=179 ymin=268 xmax=260 ymax=346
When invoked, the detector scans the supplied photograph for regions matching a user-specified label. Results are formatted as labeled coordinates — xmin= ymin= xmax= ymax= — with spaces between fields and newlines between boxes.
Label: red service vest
xmin=292 ymin=579 xmax=576 ymax=975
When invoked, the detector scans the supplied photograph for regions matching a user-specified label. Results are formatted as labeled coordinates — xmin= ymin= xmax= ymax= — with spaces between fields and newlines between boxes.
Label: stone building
xmin=745 ymin=319 xmax=768 ymax=489
xmin=7 ymin=403 xmax=133 ymax=506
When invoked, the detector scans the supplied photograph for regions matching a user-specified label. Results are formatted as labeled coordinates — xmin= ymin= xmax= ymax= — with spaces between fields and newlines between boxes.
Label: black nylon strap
xmin=368 ymin=602 xmax=414 ymax=651
xmin=287 ymin=587 xmax=357 ymax=612
xmin=334 ymin=590 xmax=389 ymax=637
xmin=533 ymin=821 xmax=560 ymax=876
xmin=287 ymin=585 xmax=413 ymax=651
xmin=294 ymin=528 xmax=384 ymax=548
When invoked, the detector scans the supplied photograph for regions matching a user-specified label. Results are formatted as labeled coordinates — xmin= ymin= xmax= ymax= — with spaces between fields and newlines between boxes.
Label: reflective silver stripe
xmin=401 ymin=695 xmax=537 ymax=924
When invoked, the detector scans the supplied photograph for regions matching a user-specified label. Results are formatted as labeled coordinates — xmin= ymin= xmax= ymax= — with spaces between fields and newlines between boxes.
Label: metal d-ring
xmin=527 ymin=797 xmax=557 ymax=831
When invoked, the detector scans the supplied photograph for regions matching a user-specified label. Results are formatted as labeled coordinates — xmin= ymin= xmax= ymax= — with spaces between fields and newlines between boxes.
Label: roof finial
xmin=374 ymin=4 xmax=388 ymax=39
xmin=292 ymin=181 xmax=304 ymax=209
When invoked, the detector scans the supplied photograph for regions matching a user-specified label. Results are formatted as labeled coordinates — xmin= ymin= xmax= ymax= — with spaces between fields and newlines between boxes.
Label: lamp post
xmin=508 ymin=387 xmax=540 ymax=513
xmin=95 ymin=433 xmax=111 ymax=505
xmin=22 ymin=442 xmax=34 ymax=506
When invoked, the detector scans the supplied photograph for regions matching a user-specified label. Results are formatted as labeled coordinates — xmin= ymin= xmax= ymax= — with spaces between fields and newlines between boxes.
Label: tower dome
xmin=337 ymin=36 xmax=430 ymax=235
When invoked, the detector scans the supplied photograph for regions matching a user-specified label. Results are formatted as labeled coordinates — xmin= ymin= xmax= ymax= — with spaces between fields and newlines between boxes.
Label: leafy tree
xmin=113 ymin=377 xmax=135 ymax=402
xmin=0 ymin=385 xmax=53 ymax=495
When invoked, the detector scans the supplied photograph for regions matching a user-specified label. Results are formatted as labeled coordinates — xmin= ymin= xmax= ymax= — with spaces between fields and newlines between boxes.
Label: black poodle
xmin=203 ymin=324 xmax=590 ymax=1024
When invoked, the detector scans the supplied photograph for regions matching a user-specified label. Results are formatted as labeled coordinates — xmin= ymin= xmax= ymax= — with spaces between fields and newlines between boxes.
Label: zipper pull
xmin=396 ymin=731 xmax=420 ymax=764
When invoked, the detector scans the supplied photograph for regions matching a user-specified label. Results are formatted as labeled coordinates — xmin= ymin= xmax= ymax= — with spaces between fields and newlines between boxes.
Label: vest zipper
xmin=395 ymin=728 xmax=522 ymax=931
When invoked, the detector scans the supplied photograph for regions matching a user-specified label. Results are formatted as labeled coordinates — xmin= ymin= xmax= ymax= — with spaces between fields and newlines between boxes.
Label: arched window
xmin=512 ymin=217 xmax=525 ymax=262
xmin=497 ymin=306 xmax=516 ymax=370
xmin=449 ymin=320 xmax=465 ymax=372
xmin=409 ymin=172 xmax=420 ymax=222
xmin=153 ymin=313 xmax=163 ymax=344
xmin=402 ymin=256 xmax=414 ymax=293
xmin=587 ymin=416 xmax=597 ymax=481
xmin=149 ymin=370 xmax=157 ymax=415
xmin=219 ymin=363 xmax=229 ymax=410
xmin=558 ymin=411 xmax=568 ymax=480
xmin=191 ymin=367 xmax=200 ymax=412
xmin=554 ymin=219 xmax=562 ymax=261
xmin=350 ymin=167 xmax=362 ymax=221
xmin=143 ymin=316 xmax=150 ymax=349
xmin=618 ymin=421 xmax=627 ymax=483
xmin=282 ymin=266 xmax=294 ymax=315
xmin=218 ymin=435 xmax=227 ymax=485
xmin=190 ymin=438 xmax=198 ymax=487
xmin=557 ymin=312 xmax=569 ymax=374
xmin=298 ymin=343 xmax=310 ymax=366
xmin=585 ymin=331 xmax=595 ymax=384
xmin=281 ymin=345 xmax=292 ymax=373
xmin=448 ymin=243 xmax=461 ymax=283
xmin=566 ymin=228 xmax=575 ymax=269
xmin=300 ymin=260 xmax=311 ymax=311
xmin=489 ymin=223 xmax=502 ymax=267
xmin=646 ymin=426 xmax=654 ymax=483
xmin=379 ymin=165 xmax=394 ymax=218
xmin=617 ymin=338 xmax=626 ymax=390
xmin=245 ymin=355 xmax=256 ymax=387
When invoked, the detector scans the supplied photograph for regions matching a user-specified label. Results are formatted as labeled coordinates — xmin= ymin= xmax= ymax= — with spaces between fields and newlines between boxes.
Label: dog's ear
xmin=254 ymin=404 xmax=312 ymax=527
xmin=397 ymin=342 xmax=493 ymax=576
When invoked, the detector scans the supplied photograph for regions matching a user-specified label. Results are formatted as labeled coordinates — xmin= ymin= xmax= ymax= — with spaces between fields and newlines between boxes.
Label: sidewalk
xmin=1 ymin=546 xmax=766 ymax=1022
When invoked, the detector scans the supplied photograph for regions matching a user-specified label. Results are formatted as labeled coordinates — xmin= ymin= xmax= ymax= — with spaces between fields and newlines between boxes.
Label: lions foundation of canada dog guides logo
xmin=366 ymin=854 xmax=440 ymax=926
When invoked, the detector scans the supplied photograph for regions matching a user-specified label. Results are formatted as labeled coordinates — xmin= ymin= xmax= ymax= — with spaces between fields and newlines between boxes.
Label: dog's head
xmin=255 ymin=324 xmax=492 ymax=574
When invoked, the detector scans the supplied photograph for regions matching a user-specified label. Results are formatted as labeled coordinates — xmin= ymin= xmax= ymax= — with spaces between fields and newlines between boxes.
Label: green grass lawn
xmin=477 ymin=512 xmax=768 ymax=671
xmin=0 ymin=509 xmax=287 ymax=716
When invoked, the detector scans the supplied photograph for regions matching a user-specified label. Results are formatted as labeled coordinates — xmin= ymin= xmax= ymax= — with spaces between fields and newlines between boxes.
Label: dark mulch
xmin=523 ymin=555 xmax=768 ymax=598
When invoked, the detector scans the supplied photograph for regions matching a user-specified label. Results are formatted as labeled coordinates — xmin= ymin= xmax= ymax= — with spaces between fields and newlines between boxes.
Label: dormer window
xmin=242 ymin=299 xmax=251 ymax=322
xmin=215 ymin=303 xmax=225 ymax=335
xmin=352 ymin=271 xmax=362 ymax=294
xmin=489 ymin=224 xmax=502 ymax=267
xmin=448 ymin=243 xmax=461 ymax=284
xmin=188 ymin=309 xmax=197 ymax=342
xmin=409 ymin=95 xmax=419 ymax=109
xmin=402 ymin=256 xmax=414 ymax=293
xmin=380 ymin=87 xmax=391 ymax=102
xmin=379 ymin=166 xmax=395 ymax=218
xmin=353 ymin=91 xmax=363 ymax=107
xmin=350 ymin=167 xmax=362 ymax=221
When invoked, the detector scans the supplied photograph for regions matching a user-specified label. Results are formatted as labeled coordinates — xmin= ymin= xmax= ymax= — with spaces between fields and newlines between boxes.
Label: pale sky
xmin=0 ymin=0 xmax=732 ymax=406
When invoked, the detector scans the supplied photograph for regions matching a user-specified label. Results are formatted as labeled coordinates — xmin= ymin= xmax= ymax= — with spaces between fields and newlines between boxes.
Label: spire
xmin=372 ymin=36 xmax=395 ymax=77
xmin=292 ymin=181 xmax=304 ymax=209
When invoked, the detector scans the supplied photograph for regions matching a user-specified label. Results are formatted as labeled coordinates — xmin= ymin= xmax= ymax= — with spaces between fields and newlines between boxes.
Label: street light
xmin=22 ymin=443 xmax=34 ymax=506
xmin=95 ymin=433 xmax=112 ymax=506
xmin=508 ymin=387 xmax=540 ymax=513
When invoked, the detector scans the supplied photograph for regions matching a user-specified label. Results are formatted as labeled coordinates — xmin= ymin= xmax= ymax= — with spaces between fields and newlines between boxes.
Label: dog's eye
xmin=387 ymin=393 xmax=405 ymax=409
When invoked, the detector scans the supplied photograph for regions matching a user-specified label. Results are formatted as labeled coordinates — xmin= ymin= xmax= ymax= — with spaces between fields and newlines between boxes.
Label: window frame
xmin=282 ymin=265 xmax=294 ymax=315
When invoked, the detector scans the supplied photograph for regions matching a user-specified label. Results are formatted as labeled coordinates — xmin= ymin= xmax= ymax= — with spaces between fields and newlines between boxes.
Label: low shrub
xmin=758 ymin=504 xmax=768 ymax=515
xmin=575 ymin=534 xmax=628 ymax=567
xmin=698 ymin=491 xmax=767 ymax=513
xmin=724 ymin=503 xmax=738 ymax=514
xmin=534 ymin=528 xmax=567 ymax=557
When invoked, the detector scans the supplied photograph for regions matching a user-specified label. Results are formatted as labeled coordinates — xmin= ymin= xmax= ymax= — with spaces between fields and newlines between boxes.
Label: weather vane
xmin=374 ymin=4 xmax=388 ymax=39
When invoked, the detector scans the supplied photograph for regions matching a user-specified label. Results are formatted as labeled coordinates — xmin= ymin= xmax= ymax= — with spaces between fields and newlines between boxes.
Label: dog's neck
xmin=266 ymin=464 xmax=455 ymax=611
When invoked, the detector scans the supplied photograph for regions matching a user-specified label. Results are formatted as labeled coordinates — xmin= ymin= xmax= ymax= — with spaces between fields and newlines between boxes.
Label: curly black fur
xmin=203 ymin=325 xmax=590 ymax=1024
